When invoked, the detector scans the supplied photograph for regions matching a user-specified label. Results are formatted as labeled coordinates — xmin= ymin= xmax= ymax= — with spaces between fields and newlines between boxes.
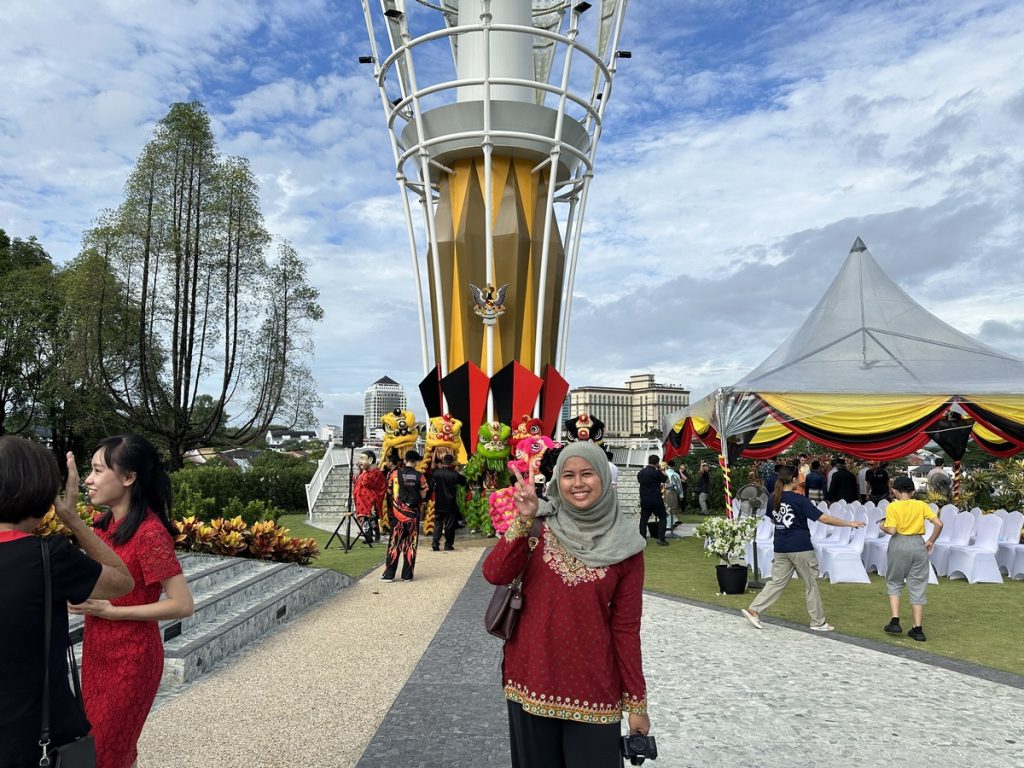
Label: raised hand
xmin=509 ymin=465 xmax=539 ymax=519
xmin=53 ymin=451 xmax=81 ymax=523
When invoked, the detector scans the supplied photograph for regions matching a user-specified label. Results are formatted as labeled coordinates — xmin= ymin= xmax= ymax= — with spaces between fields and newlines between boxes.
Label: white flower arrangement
xmin=694 ymin=515 xmax=759 ymax=566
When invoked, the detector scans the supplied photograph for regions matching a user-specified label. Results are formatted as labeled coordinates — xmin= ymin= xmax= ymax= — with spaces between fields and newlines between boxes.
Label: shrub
xmin=221 ymin=497 xmax=283 ymax=527
xmin=172 ymin=515 xmax=319 ymax=565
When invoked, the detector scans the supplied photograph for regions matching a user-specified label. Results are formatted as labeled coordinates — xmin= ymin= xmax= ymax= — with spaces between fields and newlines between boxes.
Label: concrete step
xmin=161 ymin=563 xmax=349 ymax=686
xmin=68 ymin=552 xmax=351 ymax=695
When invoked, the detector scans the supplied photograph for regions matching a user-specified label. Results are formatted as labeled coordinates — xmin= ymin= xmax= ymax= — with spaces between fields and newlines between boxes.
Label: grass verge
xmin=279 ymin=514 xmax=386 ymax=578
xmin=643 ymin=535 xmax=1024 ymax=676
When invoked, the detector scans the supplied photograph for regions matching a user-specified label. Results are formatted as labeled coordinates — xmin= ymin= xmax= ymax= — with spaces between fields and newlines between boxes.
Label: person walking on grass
xmin=881 ymin=476 xmax=942 ymax=641
xmin=741 ymin=465 xmax=865 ymax=632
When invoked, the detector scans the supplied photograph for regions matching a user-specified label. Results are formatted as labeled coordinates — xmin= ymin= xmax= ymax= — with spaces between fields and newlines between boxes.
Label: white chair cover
xmin=996 ymin=511 xmax=1023 ymax=575
xmin=931 ymin=511 xmax=975 ymax=576
xmin=820 ymin=511 xmax=871 ymax=583
xmin=947 ymin=514 xmax=1004 ymax=583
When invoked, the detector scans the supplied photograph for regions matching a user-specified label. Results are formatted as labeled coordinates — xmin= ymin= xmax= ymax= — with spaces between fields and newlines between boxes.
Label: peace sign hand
xmin=510 ymin=465 xmax=539 ymax=520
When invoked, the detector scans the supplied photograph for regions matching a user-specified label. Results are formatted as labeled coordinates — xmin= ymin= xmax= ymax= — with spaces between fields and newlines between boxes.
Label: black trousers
xmin=639 ymin=505 xmax=667 ymax=541
xmin=431 ymin=507 xmax=459 ymax=549
xmin=507 ymin=700 xmax=622 ymax=768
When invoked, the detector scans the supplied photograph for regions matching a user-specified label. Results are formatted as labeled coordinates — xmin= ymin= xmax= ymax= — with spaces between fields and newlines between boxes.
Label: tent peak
xmin=850 ymin=236 xmax=867 ymax=253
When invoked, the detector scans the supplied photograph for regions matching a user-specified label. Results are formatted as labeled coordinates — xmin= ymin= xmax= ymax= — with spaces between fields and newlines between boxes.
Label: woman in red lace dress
xmin=70 ymin=435 xmax=194 ymax=768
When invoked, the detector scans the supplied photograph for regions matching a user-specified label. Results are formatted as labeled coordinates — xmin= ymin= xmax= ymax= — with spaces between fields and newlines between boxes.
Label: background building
xmin=569 ymin=374 xmax=690 ymax=439
xmin=363 ymin=376 xmax=407 ymax=440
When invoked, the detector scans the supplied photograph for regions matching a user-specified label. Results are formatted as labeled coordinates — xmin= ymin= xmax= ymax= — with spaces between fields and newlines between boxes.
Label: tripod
xmin=325 ymin=444 xmax=372 ymax=553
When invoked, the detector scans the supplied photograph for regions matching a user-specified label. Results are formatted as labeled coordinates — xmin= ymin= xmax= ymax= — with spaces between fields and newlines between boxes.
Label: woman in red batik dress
xmin=483 ymin=441 xmax=650 ymax=768
xmin=70 ymin=435 xmax=194 ymax=768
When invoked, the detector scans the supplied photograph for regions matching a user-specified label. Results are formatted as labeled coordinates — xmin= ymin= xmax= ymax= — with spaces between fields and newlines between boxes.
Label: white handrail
xmin=305 ymin=442 xmax=342 ymax=518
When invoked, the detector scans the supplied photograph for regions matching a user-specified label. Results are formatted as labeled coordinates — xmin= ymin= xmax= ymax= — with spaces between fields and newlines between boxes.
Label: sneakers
xmin=884 ymin=618 xmax=902 ymax=635
xmin=809 ymin=622 xmax=835 ymax=632
xmin=907 ymin=626 xmax=926 ymax=642
xmin=379 ymin=575 xmax=394 ymax=582
xmin=741 ymin=609 xmax=763 ymax=629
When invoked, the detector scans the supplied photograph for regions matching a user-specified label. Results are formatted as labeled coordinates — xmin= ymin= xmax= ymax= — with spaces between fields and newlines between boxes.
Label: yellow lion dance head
xmin=380 ymin=408 xmax=421 ymax=467
xmin=425 ymin=413 xmax=468 ymax=465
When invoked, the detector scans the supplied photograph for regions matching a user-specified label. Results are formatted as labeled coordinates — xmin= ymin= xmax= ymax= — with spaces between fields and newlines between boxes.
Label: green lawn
xmin=283 ymin=513 xmax=1022 ymax=676
xmin=279 ymin=514 xmax=386 ymax=578
xmin=644 ymin=536 xmax=1024 ymax=676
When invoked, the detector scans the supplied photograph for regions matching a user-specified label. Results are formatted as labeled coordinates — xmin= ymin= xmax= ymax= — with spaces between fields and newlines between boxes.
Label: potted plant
xmin=694 ymin=515 xmax=759 ymax=594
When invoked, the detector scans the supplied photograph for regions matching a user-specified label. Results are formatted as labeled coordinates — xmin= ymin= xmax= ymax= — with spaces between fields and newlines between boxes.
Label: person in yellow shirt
xmin=881 ymin=476 xmax=943 ymax=641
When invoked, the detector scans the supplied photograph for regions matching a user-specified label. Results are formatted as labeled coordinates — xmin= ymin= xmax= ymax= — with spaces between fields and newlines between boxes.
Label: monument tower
xmin=360 ymin=0 xmax=630 ymax=448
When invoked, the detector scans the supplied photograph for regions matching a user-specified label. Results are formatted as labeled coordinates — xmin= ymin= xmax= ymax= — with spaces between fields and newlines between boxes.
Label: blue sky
xmin=2 ymin=0 xmax=1023 ymax=428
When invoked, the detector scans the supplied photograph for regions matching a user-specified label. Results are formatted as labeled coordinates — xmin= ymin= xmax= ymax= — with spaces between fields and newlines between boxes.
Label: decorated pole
xmin=952 ymin=459 xmax=962 ymax=505
xmin=719 ymin=454 xmax=734 ymax=519
xmin=715 ymin=390 xmax=734 ymax=518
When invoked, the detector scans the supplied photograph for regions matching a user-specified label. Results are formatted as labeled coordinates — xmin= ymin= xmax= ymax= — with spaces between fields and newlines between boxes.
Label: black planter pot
xmin=715 ymin=564 xmax=748 ymax=594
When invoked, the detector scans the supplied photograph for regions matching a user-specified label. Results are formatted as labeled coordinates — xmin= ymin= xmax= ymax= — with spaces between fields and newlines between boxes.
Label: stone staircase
xmin=310 ymin=465 xmax=353 ymax=516
xmin=69 ymin=553 xmax=351 ymax=694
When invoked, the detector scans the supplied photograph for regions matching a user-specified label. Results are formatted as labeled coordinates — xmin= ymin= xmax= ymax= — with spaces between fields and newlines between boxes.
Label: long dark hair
xmin=92 ymin=435 xmax=175 ymax=545
xmin=772 ymin=464 xmax=797 ymax=511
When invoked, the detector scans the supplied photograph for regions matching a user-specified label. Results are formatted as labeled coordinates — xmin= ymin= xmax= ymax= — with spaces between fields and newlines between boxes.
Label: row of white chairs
xmin=742 ymin=502 xmax=1024 ymax=584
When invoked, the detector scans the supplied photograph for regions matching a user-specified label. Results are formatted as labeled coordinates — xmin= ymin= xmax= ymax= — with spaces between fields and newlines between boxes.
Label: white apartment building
xmin=569 ymin=374 xmax=689 ymax=440
xmin=363 ymin=375 xmax=408 ymax=440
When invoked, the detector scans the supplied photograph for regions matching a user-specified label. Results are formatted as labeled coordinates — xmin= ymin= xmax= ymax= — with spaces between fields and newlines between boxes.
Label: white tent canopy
xmin=663 ymin=238 xmax=1024 ymax=456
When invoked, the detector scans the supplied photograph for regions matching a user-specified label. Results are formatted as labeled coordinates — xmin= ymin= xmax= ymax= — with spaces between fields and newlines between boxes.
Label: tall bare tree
xmin=79 ymin=102 xmax=323 ymax=466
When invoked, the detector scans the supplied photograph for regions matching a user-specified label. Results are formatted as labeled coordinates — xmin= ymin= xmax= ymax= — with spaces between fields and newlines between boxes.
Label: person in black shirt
xmin=637 ymin=455 xmax=669 ymax=546
xmin=826 ymin=458 xmax=859 ymax=503
xmin=430 ymin=455 xmax=466 ymax=551
xmin=865 ymin=461 xmax=892 ymax=504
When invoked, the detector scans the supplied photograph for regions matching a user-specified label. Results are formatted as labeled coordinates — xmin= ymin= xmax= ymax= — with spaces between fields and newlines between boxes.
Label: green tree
xmin=78 ymin=102 xmax=323 ymax=467
xmin=0 ymin=230 xmax=61 ymax=436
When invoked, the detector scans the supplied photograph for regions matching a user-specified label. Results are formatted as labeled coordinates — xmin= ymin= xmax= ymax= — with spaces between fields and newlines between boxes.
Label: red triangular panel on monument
xmin=418 ymin=365 xmax=444 ymax=419
xmin=490 ymin=361 xmax=544 ymax=427
xmin=539 ymin=364 xmax=570 ymax=438
xmin=441 ymin=361 xmax=491 ymax=455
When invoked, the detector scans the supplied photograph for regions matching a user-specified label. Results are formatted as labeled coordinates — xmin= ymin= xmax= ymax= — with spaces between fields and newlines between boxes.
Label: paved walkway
xmin=142 ymin=548 xmax=1024 ymax=768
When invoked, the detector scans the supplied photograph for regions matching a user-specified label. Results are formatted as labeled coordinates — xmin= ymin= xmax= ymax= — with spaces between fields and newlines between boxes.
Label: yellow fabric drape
xmin=751 ymin=415 xmax=791 ymax=444
xmin=964 ymin=396 xmax=1024 ymax=426
xmin=972 ymin=420 xmax=1012 ymax=446
xmin=759 ymin=393 xmax=950 ymax=435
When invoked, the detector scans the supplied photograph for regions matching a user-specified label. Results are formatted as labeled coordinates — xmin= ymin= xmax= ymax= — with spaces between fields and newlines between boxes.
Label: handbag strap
xmin=510 ymin=518 xmax=544 ymax=587
xmin=39 ymin=538 xmax=52 ymax=762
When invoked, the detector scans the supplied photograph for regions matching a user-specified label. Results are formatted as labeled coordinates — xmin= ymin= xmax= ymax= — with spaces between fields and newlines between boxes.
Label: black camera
xmin=620 ymin=733 xmax=658 ymax=765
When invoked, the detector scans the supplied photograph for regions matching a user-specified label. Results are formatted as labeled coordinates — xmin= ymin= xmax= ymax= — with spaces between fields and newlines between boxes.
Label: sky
xmin=2 ymin=0 xmax=1023 ymax=430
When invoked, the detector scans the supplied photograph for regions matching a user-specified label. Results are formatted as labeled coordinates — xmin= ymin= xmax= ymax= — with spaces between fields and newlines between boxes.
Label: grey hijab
xmin=539 ymin=441 xmax=647 ymax=567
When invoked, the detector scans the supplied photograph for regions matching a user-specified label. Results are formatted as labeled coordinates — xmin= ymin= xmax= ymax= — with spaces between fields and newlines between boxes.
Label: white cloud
xmin=2 ymin=0 xmax=1022 ymax=427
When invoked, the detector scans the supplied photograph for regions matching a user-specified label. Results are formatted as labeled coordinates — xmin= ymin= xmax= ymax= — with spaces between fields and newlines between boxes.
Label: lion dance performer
xmin=417 ymin=413 xmax=467 ymax=537
xmin=462 ymin=421 xmax=512 ymax=536
xmin=378 ymin=409 xmax=422 ymax=532
xmin=353 ymin=450 xmax=386 ymax=544
xmin=488 ymin=415 xmax=561 ymax=535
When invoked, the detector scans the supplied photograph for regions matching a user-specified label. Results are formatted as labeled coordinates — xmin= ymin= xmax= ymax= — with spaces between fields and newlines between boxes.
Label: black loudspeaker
xmin=341 ymin=415 xmax=364 ymax=447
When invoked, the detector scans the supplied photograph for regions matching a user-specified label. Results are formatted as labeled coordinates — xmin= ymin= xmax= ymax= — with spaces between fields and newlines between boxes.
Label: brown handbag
xmin=484 ymin=519 xmax=542 ymax=641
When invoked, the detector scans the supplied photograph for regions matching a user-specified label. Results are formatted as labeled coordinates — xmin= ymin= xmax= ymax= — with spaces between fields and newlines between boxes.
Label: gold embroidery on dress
xmin=542 ymin=529 xmax=607 ymax=586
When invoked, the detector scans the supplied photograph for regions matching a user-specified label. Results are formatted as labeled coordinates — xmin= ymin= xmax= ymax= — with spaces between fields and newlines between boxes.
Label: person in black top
xmin=430 ymin=455 xmax=466 ymax=551
xmin=826 ymin=458 xmax=859 ymax=503
xmin=637 ymin=455 xmax=669 ymax=546
xmin=865 ymin=461 xmax=892 ymax=504
xmin=804 ymin=460 xmax=827 ymax=502
xmin=0 ymin=436 xmax=133 ymax=768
